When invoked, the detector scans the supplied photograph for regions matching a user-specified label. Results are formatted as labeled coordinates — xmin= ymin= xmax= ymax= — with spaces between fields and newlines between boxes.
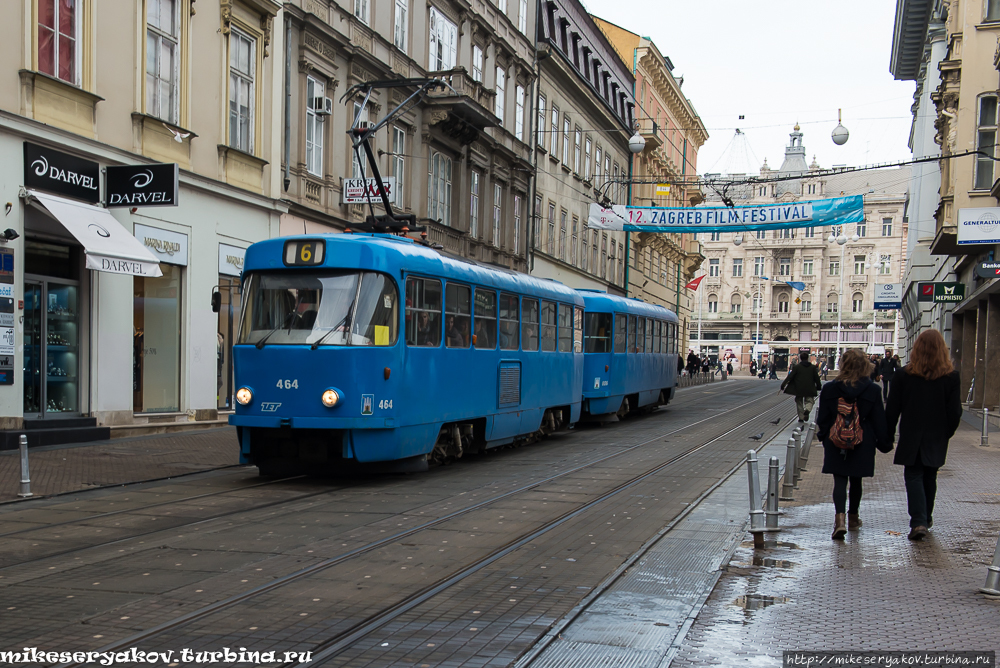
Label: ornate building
xmin=696 ymin=128 xmax=909 ymax=371
xmin=593 ymin=19 xmax=707 ymax=349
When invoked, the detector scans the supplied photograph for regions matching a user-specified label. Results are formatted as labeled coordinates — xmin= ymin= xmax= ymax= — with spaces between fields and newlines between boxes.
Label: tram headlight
xmin=321 ymin=388 xmax=341 ymax=408
xmin=236 ymin=387 xmax=253 ymax=405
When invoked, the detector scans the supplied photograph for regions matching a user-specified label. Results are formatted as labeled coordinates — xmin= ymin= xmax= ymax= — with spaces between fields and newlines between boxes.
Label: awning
xmin=26 ymin=191 xmax=162 ymax=277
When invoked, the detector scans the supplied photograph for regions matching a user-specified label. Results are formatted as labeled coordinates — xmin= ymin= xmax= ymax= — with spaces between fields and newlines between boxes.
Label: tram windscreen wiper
xmin=255 ymin=313 xmax=292 ymax=349
xmin=311 ymin=298 xmax=355 ymax=350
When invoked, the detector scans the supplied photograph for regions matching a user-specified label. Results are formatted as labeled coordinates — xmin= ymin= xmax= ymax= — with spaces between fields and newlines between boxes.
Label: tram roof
xmin=244 ymin=233 xmax=585 ymax=304
xmin=577 ymin=290 xmax=679 ymax=322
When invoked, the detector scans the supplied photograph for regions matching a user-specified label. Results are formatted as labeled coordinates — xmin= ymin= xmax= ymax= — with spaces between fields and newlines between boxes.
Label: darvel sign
xmin=106 ymin=163 xmax=179 ymax=207
xmin=23 ymin=142 xmax=100 ymax=204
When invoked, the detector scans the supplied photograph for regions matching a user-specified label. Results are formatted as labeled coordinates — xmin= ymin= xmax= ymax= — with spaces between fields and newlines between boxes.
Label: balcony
xmin=637 ymin=117 xmax=662 ymax=151
xmin=693 ymin=311 xmax=744 ymax=320
xmin=819 ymin=310 xmax=897 ymax=322
xmin=425 ymin=68 xmax=497 ymax=144
xmin=849 ymin=274 xmax=868 ymax=286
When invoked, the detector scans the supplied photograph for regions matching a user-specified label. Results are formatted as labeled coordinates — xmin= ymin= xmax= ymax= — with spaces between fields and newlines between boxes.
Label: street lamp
xmin=863 ymin=252 xmax=890 ymax=353
xmin=827 ymin=228 xmax=859 ymax=369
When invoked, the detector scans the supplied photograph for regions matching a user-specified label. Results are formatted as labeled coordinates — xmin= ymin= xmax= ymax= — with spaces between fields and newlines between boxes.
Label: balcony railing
xmin=637 ymin=117 xmax=662 ymax=150
xmin=819 ymin=310 xmax=897 ymax=321
xmin=693 ymin=311 xmax=744 ymax=320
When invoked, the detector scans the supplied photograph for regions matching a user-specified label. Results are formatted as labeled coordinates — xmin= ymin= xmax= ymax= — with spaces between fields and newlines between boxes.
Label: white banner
xmin=873 ymin=283 xmax=902 ymax=309
xmin=341 ymin=177 xmax=396 ymax=204
xmin=957 ymin=207 xmax=1000 ymax=245
xmin=219 ymin=243 xmax=246 ymax=277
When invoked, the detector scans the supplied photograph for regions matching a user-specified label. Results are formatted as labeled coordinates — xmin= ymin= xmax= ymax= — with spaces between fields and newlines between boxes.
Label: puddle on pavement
xmin=732 ymin=594 xmax=790 ymax=610
xmin=741 ymin=540 xmax=802 ymax=550
xmin=751 ymin=556 xmax=796 ymax=568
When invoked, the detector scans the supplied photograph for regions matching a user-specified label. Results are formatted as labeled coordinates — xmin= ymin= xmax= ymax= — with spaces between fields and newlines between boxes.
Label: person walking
xmin=820 ymin=360 xmax=829 ymax=381
xmin=726 ymin=360 xmax=734 ymax=376
xmin=686 ymin=350 xmax=699 ymax=376
xmin=768 ymin=361 xmax=778 ymax=380
xmin=884 ymin=330 xmax=962 ymax=541
xmin=780 ymin=350 xmax=823 ymax=423
xmin=816 ymin=348 xmax=892 ymax=540
xmin=879 ymin=352 xmax=899 ymax=402
xmin=750 ymin=359 xmax=757 ymax=377
xmin=676 ymin=354 xmax=685 ymax=378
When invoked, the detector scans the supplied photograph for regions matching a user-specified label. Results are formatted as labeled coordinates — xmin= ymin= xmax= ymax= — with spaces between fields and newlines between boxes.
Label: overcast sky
xmin=584 ymin=0 xmax=917 ymax=176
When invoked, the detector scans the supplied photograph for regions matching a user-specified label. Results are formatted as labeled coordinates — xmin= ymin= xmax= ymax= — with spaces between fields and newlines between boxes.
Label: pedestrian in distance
xmin=879 ymin=352 xmax=899 ymax=402
xmin=820 ymin=360 xmax=829 ymax=381
xmin=780 ymin=350 xmax=823 ymax=423
xmin=884 ymin=330 xmax=962 ymax=541
xmin=726 ymin=360 xmax=734 ymax=376
xmin=816 ymin=348 xmax=892 ymax=540
xmin=676 ymin=354 xmax=685 ymax=378
xmin=686 ymin=350 xmax=699 ymax=377
xmin=750 ymin=359 xmax=757 ymax=377
xmin=768 ymin=362 xmax=778 ymax=380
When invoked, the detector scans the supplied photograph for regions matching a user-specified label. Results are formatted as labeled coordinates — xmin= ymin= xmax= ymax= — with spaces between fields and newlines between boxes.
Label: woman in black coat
xmin=884 ymin=329 xmax=962 ymax=541
xmin=816 ymin=348 xmax=892 ymax=540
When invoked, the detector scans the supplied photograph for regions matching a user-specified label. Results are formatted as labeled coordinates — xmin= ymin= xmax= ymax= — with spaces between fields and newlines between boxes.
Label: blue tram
xmin=230 ymin=233 xmax=584 ymax=474
xmin=578 ymin=291 xmax=680 ymax=420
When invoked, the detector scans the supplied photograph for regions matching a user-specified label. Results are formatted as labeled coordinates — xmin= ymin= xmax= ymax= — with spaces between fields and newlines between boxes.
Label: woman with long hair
xmin=816 ymin=348 xmax=891 ymax=540
xmin=885 ymin=329 xmax=962 ymax=540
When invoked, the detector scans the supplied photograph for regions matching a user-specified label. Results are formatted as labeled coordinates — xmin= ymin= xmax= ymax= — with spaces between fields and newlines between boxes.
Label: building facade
xmin=528 ymin=0 xmax=634 ymax=294
xmin=890 ymin=0 xmax=1000 ymax=409
xmin=282 ymin=0 xmax=535 ymax=270
xmin=0 ymin=0 xmax=286 ymax=442
xmin=593 ymin=19 xmax=706 ymax=350
xmin=696 ymin=128 xmax=909 ymax=371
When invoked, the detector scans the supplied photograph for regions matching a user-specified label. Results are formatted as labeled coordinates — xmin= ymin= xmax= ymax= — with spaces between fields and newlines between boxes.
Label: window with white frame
xmin=803 ymin=258 xmax=814 ymax=275
xmin=829 ymin=259 xmax=840 ymax=276
xmin=731 ymin=294 xmax=742 ymax=313
xmin=591 ymin=234 xmax=597 ymax=274
xmin=394 ymin=0 xmax=408 ymax=51
xmin=753 ymin=256 xmax=764 ymax=276
xmin=515 ymin=85 xmax=525 ymax=141
xmin=571 ymin=216 xmax=579 ymax=265
xmin=581 ymin=228 xmax=589 ymax=271
xmin=547 ymin=201 xmax=555 ymax=252
xmin=801 ymin=294 xmax=812 ymax=312
xmin=351 ymin=102 xmax=369 ymax=178
xmin=976 ymin=95 xmax=997 ymax=189
xmin=584 ymin=138 xmax=592 ymax=181
xmin=752 ymin=293 xmax=762 ymax=313
xmin=533 ymin=195 xmax=541 ymax=249
xmin=428 ymin=151 xmax=452 ymax=226
xmin=472 ymin=46 xmax=483 ymax=82
xmin=779 ymin=257 xmax=791 ymax=276
xmin=470 ymin=170 xmax=480 ymax=238
xmin=391 ymin=126 xmax=405 ymax=206
xmin=595 ymin=146 xmax=602 ymax=182
xmin=612 ymin=164 xmax=619 ymax=203
xmin=732 ymin=258 xmax=743 ymax=277
xmin=882 ymin=217 xmax=892 ymax=236
xmin=38 ymin=0 xmax=81 ymax=85
xmin=804 ymin=226 xmax=816 ymax=238
xmin=493 ymin=183 xmax=502 ymax=247
xmin=494 ymin=68 xmax=505 ymax=123
xmin=550 ymin=106 xmax=559 ymax=154
xmin=518 ymin=0 xmax=527 ymax=32
xmin=429 ymin=8 xmax=457 ymax=71
xmin=559 ymin=209 xmax=567 ymax=260
xmin=709 ymin=258 xmax=719 ymax=276
xmin=355 ymin=0 xmax=369 ymax=24
xmin=617 ymin=243 xmax=624 ymax=284
xmin=574 ymin=127 xmax=582 ymax=173
xmin=878 ymin=255 xmax=892 ymax=275
xmin=756 ymin=229 xmax=766 ymax=240
xmin=562 ymin=115 xmax=570 ymax=164
xmin=856 ymin=221 xmax=867 ymax=237
xmin=708 ymin=294 xmax=718 ymax=313
xmin=305 ymin=77 xmax=325 ymax=176
xmin=513 ymin=194 xmax=522 ymax=254
xmin=228 ymin=27 xmax=256 ymax=153
xmin=854 ymin=255 xmax=865 ymax=275
xmin=710 ymin=232 xmax=721 ymax=241
xmin=852 ymin=292 xmax=864 ymax=313
xmin=536 ymin=95 xmax=546 ymax=148
xmin=778 ymin=295 xmax=789 ymax=313
xmin=599 ymin=234 xmax=607 ymax=278
xmin=146 ymin=0 xmax=180 ymax=124
xmin=827 ymin=296 xmax=838 ymax=313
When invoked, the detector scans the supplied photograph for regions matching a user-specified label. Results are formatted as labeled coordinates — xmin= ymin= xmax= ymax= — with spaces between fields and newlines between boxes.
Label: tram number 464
xmin=378 ymin=399 xmax=393 ymax=409
xmin=276 ymin=379 xmax=299 ymax=389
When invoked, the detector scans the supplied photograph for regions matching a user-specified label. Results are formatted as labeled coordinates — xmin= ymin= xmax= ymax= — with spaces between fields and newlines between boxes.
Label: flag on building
xmin=685 ymin=275 xmax=705 ymax=290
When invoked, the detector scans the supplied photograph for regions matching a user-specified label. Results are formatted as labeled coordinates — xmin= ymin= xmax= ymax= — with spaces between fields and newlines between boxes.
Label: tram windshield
xmin=238 ymin=271 xmax=399 ymax=347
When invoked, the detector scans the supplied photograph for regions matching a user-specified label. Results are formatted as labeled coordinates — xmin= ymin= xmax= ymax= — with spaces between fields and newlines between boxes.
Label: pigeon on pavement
xmin=748 ymin=433 xmax=764 ymax=441
xmin=769 ymin=418 xmax=781 ymax=425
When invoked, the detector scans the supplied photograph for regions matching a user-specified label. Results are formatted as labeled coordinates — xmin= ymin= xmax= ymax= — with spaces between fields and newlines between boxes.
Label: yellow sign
xmin=794 ymin=297 xmax=802 ymax=304
xmin=655 ymin=184 xmax=671 ymax=196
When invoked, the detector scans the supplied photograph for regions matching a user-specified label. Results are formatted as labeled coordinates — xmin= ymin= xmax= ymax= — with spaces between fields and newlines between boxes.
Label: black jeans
xmin=903 ymin=463 xmax=939 ymax=528
xmin=832 ymin=475 xmax=863 ymax=514
xmin=882 ymin=378 xmax=891 ymax=401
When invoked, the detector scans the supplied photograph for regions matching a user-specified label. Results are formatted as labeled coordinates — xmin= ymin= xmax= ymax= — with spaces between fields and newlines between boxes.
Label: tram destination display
xmin=283 ymin=239 xmax=326 ymax=266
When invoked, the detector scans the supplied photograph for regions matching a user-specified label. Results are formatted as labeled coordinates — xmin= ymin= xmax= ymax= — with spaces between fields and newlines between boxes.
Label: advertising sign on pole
xmin=106 ymin=163 xmax=179 ymax=207
xmin=974 ymin=262 xmax=1000 ymax=279
xmin=957 ymin=207 xmax=1000 ymax=245
xmin=341 ymin=177 xmax=396 ymax=204
xmin=873 ymin=283 xmax=903 ymax=310
xmin=917 ymin=282 xmax=935 ymax=303
xmin=932 ymin=282 xmax=966 ymax=303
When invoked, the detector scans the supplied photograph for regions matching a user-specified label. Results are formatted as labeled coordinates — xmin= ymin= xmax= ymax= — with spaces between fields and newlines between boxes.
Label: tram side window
xmin=445 ymin=283 xmax=471 ymax=348
xmin=613 ymin=313 xmax=626 ymax=353
xmin=352 ymin=272 xmax=399 ymax=346
xmin=654 ymin=321 xmax=661 ymax=354
xmin=558 ymin=304 xmax=573 ymax=352
xmin=574 ymin=307 xmax=584 ymax=353
xmin=406 ymin=277 xmax=442 ymax=346
xmin=474 ymin=288 xmax=497 ymax=349
xmin=499 ymin=293 xmax=520 ymax=350
xmin=636 ymin=317 xmax=645 ymax=353
xmin=659 ymin=321 xmax=666 ymax=354
xmin=627 ymin=315 xmax=635 ymax=353
xmin=522 ymin=299 xmax=540 ymax=351
xmin=645 ymin=318 xmax=653 ymax=353
xmin=670 ymin=323 xmax=677 ymax=353
xmin=585 ymin=312 xmax=612 ymax=353
xmin=540 ymin=300 xmax=557 ymax=351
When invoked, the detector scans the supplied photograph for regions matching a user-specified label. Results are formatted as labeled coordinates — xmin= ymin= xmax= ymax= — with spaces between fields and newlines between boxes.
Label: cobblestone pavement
xmin=0 ymin=428 xmax=240 ymax=502
xmin=671 ymin=423 xmax=1000 ymax=666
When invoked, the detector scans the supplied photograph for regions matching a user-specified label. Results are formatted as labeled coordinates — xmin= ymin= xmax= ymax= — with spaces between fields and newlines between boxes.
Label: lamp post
xmin=827 ymin=228 xmax=859 ymax=369
xmin=863 ymin=252 xmax=890 ymax=353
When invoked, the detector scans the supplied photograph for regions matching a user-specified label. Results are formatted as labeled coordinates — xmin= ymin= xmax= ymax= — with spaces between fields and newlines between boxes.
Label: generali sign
xmin=23 ymin=142 xmax=100 ymax=204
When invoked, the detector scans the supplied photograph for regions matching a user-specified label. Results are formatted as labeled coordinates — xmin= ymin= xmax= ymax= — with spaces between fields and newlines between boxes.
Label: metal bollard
xmin=746 ymin=450 xmax=765 ymax=535
xmin=791 ymin=428 xmax=802 ymax=486
xmin=803 ymin=421 xmax=816 ymax=461
xmin=765 ymin=456 xmax=781 ymax=531
xmin=780 ymin=437 xmax=796 ymax=500
xmin=980 ymin=531 xmax=1000 ymax=595
xmin=18 ymin=434 xmax=31 ymax=498
xmin=982 ymin=408 xmax=990 ymax=448
xmin=795 ymin=427 xmax=806 ymax=473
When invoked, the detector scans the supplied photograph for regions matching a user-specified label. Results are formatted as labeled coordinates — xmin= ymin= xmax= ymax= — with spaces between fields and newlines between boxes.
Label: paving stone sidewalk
xmin=672 ymin=422 xmax=1000 ymax=666
xmin=0 ymin=427 xmax=240 ymax=502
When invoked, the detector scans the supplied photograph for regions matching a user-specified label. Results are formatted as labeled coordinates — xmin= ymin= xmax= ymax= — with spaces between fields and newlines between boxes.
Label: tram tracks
xmin=52 ymin=386 xmax=791 ymax=668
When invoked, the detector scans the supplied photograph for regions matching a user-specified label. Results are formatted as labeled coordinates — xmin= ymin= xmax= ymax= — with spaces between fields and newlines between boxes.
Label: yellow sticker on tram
xmin=373 ymin=326 xmax=389 ymax=346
